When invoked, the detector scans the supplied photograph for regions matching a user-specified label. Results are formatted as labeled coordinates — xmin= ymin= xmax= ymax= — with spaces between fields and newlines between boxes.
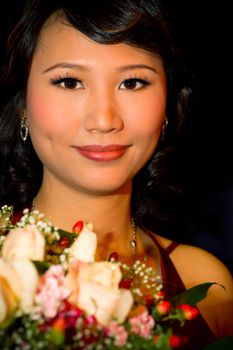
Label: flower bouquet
xmin=0 ymin=205 xmax=214 ymax=349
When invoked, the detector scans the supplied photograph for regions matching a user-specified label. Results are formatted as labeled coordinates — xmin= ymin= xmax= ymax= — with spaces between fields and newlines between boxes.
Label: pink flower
xmin=107 ymin=321 xmax=128 ymax=346
xmin=34 ymin=265 xmax=70 ymax=319
xmin=129 ymin=311 xmax=155 ymax=338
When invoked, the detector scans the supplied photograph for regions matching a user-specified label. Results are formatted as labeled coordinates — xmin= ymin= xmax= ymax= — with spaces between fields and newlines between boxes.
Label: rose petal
xmin=69 ymin=223 xmax=97 ymax=262
xmin=76 ymin=277 xmax=133 ymax=325
xmin=11 ymin=260 xmax=39 ymax=313
xmin=78 ymin=262 xmax=122 ymax=289
xmin=2 ymin=225 xmax=45 ymax=261
xmin=0 ymin=258 xmax=23 ymax=323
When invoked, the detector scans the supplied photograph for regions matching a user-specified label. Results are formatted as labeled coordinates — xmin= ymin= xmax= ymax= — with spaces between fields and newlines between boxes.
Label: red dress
xmin=147 ymin=230 xmax=217 ymax=349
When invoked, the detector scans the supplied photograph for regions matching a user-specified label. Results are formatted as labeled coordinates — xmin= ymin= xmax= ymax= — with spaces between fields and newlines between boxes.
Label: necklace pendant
xmin=130 ymin=217 xmax=137 ymax=254
xmin=131 ymin=240 xmax=136 ymax=249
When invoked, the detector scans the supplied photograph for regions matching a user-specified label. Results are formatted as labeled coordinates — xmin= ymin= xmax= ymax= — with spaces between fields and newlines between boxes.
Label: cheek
xmin=128 ymin=93 xmax=166 ymax=139
xmin=26 ymin=84 xmax=77 ymax=140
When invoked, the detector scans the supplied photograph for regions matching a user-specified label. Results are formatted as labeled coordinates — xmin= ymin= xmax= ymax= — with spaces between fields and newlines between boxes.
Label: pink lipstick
xmin=73 ymin=144 xmax=130 ymax=161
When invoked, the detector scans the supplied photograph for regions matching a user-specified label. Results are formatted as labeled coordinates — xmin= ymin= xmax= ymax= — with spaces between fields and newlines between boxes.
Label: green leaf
xmin=170 ymin=282 xmax=225 ymax=307
xmin=0 ymin=313 xmax=16 ymax=329
xmin=58 ymin=228 xmax=77 ymax=241
xmin=47 ymin=328 xmax=65 ymax=346
xmin=203 ymin=336 xmax=233 ymax=350
xmin=32 ymin=260 xmax=50 ymax=274
xmin=154 ymin=329 xmax=172 ymax=350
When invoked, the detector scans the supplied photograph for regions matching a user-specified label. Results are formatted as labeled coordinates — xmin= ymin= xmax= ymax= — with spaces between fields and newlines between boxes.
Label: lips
xmin=73 ymin=144 xmax=130 ymax=161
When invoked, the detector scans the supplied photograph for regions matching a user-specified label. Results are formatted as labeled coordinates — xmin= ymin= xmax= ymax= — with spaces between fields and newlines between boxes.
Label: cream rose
xmin=66 ymin=261 xmax=133 ymax=326
xmin=0 ymin=258 xmax=39 ymax=323
xmin=69 ymin=223 xmax=97 ymax=262
xmin=11 ymin=259 xmax=39 ymax=313
xmin=0 ymin=259 xmax=20 ymax=323
xmin=2 ymin=225 xmax=45 ymax=261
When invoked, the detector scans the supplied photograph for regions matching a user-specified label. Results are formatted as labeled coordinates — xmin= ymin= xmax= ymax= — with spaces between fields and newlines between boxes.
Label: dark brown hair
xmin=0 ymin=0 xmax=191 ymax=233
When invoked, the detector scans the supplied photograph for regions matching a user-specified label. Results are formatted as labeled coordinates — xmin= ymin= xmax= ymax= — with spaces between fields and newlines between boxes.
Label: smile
xmin=73 ymin=144 xmax=130 ymax=161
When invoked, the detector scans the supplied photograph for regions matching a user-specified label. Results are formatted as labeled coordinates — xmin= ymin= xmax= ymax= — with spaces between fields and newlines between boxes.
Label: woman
xmin=0 ymin=0 xmax=232 ymax=347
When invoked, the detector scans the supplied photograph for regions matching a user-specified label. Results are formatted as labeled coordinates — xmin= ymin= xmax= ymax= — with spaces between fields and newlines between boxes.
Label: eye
xmin=119 ymin=78 xmax=150 ymax=90
xmin=50 ymin=77 xmax=83 ymax=89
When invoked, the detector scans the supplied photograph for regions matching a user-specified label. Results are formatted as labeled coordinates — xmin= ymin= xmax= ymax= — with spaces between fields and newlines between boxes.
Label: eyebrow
xmin=43 ymin=62 xmax=158 ymax=74
xmin=43 ymin=62 xmax=89 ymax=74
xmin=117 ymin=64 xmax=158 ymax=74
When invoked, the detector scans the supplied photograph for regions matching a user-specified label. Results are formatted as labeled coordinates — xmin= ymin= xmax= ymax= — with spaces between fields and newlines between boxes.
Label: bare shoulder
xmin=168 ymin=242 xmax=233 ymax=337
xmin=154 ymin=234 xmax=232 ymax=286
xmin=169 ymin=244 xmax=233 ymax=288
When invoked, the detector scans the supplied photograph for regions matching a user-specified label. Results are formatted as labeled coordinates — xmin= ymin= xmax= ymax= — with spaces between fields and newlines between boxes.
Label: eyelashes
xmin=50 ymin=75 xmax=151 ymax=91
xmin=50 ymin=76 xmax=83 ymax=89
xmin=119 ymin=78 xmax=150 ymax=90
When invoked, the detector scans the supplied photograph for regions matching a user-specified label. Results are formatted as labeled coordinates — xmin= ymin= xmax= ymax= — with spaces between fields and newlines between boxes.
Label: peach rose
xmin=0 ymin=258 xmax=39 ymax=323
xmin=69 ymin=223 xmax=97 ymax=262
xmin=2 ymin=225 xmax=45 ymax=261
xmin=66 ymin=261 xmax=133 ymax=325
xmin=11 ymin=259 xmax=39 ymax=313
xmin=0 ymin=259 xmax=20 ymax=323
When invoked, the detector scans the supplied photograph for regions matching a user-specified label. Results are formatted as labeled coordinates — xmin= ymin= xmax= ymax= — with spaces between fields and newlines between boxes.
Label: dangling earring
xmin=161 ymin=116 xmax=168 ymax=141
xmin=20 ymin=113 xmax=29 ymax=142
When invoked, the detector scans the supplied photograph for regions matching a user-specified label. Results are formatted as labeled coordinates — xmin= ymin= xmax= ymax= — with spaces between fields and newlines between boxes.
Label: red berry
xmin=119 ymin=279 xmax=131 ymax=289
xmin=169 ymin=335 xmax=183 ymax=348
xmin=145 ymin=294 xmax=154 ymax=307
xmin=53 ymin=317 xmax=66 ymax=331
xmin=156 ymin=300 xmax=171 ymax=315
xmin=72 ymin=220 xmax=84 ymax=234
xmin=59 ymin=236 xmax=70 ymax=248
xmin=157 ymin=291 xmax=165 ymax=298
xmin=153 ymin=335 xmax=160 ymax=344
xmin=109 ymin=251 xmax=118 ymax=261
xmin=178 ymin=304 xmax=199 ymax=320
xmin=155 ymin=290 xmax=165 ymax=300
xmin=61 ymin=300 xmax=74 ymax=312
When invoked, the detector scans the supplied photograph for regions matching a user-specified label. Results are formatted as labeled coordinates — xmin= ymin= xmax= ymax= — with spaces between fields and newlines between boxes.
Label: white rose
xmin=77 ymin=280 xmax=133 ymax=326
xmin=77 ymin=261 xmax=122 ymax=289
xmin=2 ymin=225 xmax=45 ymax=261
xmin=11 ymin=259 xmax=39 ymax=313
xmin=0 ymin=258 xmax=21 ymax=323
xmin=0 ymin=279 xmax=17 ymax=324
xmin=66 ymin=261 xmax=133 ymax=325
xmin=0 ymin=258 xmax=39 ymax=323
xmin=69 ymin=223 xmax=97 ymax=262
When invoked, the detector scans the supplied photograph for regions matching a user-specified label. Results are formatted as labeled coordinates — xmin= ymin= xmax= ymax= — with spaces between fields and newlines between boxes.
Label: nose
xmin=83 ymin=90 xmax=123 ymax=133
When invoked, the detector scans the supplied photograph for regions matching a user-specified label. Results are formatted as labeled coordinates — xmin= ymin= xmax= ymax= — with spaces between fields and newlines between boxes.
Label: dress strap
xmin=165 ymin=241 xmax=179 ymax=255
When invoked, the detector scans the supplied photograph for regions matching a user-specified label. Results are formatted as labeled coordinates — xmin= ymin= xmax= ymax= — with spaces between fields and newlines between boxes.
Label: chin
xmin=76 ymin=180 xmax=131 ymax=196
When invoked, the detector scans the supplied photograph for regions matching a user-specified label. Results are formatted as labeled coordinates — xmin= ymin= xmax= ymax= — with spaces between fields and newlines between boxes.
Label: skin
xmin=26 ymin=15 xmax=167 ymax=250
xmin=26 ymin=15 xmax=233 ymax=338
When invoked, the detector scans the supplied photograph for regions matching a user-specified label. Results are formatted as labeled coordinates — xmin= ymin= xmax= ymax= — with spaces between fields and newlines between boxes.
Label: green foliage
xmin=203 ymin=336 xmax=233 ymax=350
xmin=33 ymin=260 xmax=51 ymax=274
xmin=170 ymin=282 xmax=223 ymax=306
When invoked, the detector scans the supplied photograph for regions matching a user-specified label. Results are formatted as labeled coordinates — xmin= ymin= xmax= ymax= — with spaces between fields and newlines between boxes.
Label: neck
xmin=34 ymin=176 xmax=134 ymax=257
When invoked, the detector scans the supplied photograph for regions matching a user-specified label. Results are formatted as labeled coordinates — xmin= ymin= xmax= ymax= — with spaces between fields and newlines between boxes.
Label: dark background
xmin=1 ymin=1 xmax=232 ymax=273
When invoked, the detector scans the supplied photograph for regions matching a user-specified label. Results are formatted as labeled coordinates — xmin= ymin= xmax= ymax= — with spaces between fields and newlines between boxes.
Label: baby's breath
xmin=0 ymin=205 xmax=14 ymax=232
xmin=121 ymin=258 xmax=162 ymax=303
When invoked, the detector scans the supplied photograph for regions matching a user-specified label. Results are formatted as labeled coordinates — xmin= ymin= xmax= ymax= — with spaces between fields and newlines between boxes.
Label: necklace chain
xmin=130 ymin=217 xmax=137 ymax=254
xmin=32 ymin=198 xmax=136 ymax=254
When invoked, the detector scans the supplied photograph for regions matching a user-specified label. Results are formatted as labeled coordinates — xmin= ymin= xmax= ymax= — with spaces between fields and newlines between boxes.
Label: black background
xmin=1 ymin=0 xmax=232 ymax=273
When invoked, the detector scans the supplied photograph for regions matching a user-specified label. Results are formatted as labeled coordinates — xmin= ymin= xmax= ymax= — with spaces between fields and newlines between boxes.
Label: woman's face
xmin=26 ymin=16 xmax=167 ymax=195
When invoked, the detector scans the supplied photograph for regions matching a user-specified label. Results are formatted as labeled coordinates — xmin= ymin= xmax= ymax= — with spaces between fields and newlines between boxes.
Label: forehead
xmin=32 ymin=15 xmax=165 ymax=72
